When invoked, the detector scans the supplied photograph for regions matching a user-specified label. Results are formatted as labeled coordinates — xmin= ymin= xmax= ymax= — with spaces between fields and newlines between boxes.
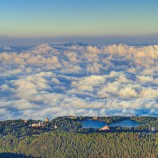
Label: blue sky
xmin=0 ymin=0 xmax=158 ymax=45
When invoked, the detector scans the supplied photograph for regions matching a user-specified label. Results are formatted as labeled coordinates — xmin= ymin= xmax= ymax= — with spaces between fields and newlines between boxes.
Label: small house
xmin=31 ymin=121 xmax=41 ymax=128
xmin=44 ymin=117 xmax=49 ymax=122
xmin=151 ymin=127 xmax=155 ymax=132
xmin=67 ymin=116 xmax=76 ymax=119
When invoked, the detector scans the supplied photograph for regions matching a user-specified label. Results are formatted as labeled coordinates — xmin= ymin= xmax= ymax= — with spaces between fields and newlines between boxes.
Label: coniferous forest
xmin=0 ymin=132 xmax=158 ymax=158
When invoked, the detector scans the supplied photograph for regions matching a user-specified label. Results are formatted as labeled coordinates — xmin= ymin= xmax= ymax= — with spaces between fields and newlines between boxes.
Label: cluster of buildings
xmin=22 ymin=117 xmax=57 ymax=129
xmin=30 ymin=117 xmax=50 ymax=128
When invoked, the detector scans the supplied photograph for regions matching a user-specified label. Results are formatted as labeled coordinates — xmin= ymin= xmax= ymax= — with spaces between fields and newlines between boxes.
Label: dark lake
xmin=80 ymin=119 xmax=142 ymax=129
xmin=80 ymin=120 xmax=107 ymax=129
xmin=109 ymin=119 xmax=142 ymax=127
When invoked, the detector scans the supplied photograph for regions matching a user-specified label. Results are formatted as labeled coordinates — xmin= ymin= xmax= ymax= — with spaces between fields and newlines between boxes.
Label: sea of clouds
xmin=0 ymin=43 xmax=158 ymax=120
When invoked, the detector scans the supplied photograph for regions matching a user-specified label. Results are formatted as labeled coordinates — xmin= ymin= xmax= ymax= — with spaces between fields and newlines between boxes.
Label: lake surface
xmin=80 ymin=119 xmax=142 ymax=129
xmin=80 ymin=120 xmax=107 ymax=129
xmin=109 ymin=119 xmax=142 ymax=127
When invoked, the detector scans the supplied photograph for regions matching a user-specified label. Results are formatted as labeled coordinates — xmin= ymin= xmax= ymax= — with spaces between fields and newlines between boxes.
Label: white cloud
xmin=0 ymin=43 xmax=158 ymax=120
xmin=86 ymin=46 xmax=100 ymax=53
xmin=102 ymin=44 xmax=158 ymax=58
xmin=119 ymin=87 xmax=138 ymax=98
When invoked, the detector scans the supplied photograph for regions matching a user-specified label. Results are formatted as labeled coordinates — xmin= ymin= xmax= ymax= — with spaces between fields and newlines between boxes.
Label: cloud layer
xmin=0 ymin=43 xmax=158 ymax=120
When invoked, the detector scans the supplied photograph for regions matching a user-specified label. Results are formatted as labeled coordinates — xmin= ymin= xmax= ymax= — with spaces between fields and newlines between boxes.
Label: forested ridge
xmin=0 ymin=132 xmax=158 ymax=158
xmin=0 ymin=116 xmax=158 ymax=158
xmin=1 ymin=116 xmax=158 ymax=137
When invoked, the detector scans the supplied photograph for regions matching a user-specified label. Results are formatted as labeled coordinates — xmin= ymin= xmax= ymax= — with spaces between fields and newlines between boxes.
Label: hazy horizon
xmin=1 ymin=34 xmax=158 ymax=47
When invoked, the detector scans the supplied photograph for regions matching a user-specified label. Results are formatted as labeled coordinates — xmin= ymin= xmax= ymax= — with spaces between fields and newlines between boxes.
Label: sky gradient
xmin=0 ymin=0 xmax=158 ymax=38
